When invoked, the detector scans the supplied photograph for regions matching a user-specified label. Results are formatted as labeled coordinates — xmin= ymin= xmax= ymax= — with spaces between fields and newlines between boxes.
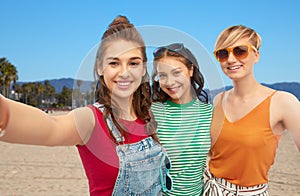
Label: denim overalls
xmin=93 ymin=103 xmax=172 ymax=196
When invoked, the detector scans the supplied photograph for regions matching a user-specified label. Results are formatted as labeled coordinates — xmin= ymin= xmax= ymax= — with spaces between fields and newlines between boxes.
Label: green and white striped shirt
xmin=152 ymin=99 xmax=213 ymax=196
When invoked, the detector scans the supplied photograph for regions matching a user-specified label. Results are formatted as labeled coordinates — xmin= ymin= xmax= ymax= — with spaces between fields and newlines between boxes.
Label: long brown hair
xmin=151 ymin=43 xmax=208 ymax=103
xmin=94 ymin=15 xmax=158 ymax=143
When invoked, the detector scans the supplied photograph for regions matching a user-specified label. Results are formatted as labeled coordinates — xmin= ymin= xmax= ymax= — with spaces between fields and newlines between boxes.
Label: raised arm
xmin=272 ymin=91 xmax=300 ymax=151
xmin=0 ymin=95 xmax=95 ymax=146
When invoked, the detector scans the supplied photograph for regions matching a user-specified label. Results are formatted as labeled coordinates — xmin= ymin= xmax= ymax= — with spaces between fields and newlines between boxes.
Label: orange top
xmin=209 ymin=91 xmax=281 ymax=187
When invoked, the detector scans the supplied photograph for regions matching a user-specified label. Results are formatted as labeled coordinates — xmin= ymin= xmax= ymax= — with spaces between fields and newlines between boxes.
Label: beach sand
xmin=0 ymin=111 xmax=299 ymax=195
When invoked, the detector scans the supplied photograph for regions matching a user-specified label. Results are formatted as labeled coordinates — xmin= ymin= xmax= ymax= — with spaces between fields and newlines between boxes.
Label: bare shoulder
xmin=271 ymin=90 xmax=300 ymax=120
xmin=72 ymin=106 xmax=94 ymax=114
xmin=212 ymin=91 xmax=225 ymax=106
xmin=272 ymin=91 xmax=300 ymax=151
xmin=69 ymin=106 xmax=96 ymax=144
xmin=71 ymin=106 xmax=95 ymax=123
xmin=272 ymin=90 xmax=299 ymax=106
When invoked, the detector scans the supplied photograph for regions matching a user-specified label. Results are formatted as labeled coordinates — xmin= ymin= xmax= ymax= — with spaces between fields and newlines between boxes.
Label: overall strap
xmin=93 ymin=102 xmax=125 ymax=143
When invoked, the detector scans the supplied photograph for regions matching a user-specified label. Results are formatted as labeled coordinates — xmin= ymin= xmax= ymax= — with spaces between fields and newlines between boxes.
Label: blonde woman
xmin=204 ymin=25 xmax=300 ymax=195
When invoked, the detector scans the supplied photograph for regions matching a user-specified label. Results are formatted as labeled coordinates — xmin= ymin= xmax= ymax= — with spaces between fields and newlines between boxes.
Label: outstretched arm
xmin=0 ymin=95 xmax=95 ymax=146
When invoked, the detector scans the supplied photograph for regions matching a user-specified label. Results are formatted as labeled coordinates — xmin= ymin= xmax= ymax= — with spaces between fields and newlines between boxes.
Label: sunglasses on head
xmin=214 ymin=45 xmax=257 ymax=62
xmin=153 ymin=43 xmax=185 ymax=58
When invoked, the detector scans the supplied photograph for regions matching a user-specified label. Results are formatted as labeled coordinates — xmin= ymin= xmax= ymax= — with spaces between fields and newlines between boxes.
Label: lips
xmin=227 ymin=65 xmax=242 ymax=70
xmin=115 ymin=81 xmax=131 ymax=89
xmin=167 ymin=86 xmax=180 ymax=94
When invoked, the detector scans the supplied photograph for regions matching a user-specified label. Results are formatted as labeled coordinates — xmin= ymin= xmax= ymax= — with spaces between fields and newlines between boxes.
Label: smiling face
xmin=219 ymin=38 xmax=260 ymax=81
xmin=98 ymin=40 xmax=146 ymax=103
xmin=156 ymin=56 xmax=194 ymax=104
xmin=214 ymin=25 xmax=262 ymax=83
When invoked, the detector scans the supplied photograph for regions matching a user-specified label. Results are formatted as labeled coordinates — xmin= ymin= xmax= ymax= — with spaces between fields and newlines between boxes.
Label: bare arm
xmin=206 ymin=92 xmax=224 ymax=169
xmin=0 ymin=95 xmax=95 ymax=146
xmin=272 ymin=91 xmax=300 ymax=151
xmin=212 ymin=92 xmax=223 ymax=106
xmin=210 ymin=92 xmax=224 ymax=147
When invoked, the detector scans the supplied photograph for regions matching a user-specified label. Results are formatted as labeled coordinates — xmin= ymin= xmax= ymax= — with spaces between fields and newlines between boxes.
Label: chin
xmin=170 ymin=96 xmax=180 ymax=102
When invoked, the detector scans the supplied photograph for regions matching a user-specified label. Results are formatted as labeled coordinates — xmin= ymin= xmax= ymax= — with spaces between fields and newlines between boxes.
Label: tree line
xmin=0 ymin=57 xmax=96 ymax=110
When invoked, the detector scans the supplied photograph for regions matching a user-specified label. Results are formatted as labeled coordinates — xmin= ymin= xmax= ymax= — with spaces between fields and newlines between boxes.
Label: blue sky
xmin=1 ymin=0 xmax=299 ymax=89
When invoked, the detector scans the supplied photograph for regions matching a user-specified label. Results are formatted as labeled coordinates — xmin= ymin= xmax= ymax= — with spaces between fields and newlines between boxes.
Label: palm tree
xmin=76 ymin=79 xmax=83 ymax=107
xmin=0 ymin=58 xmax=5 ymax=91
xmin=56 ymin=86 xmax=72 ymax=108
xmin=0 ymin=58 xmax=18 ymax=97
xmin=44 ymin=80 xmax=56 ymax=107
xmin=12 ymin=83 xmax=22 ymax=100
xmin=76 ymin=80 xmax=83 ymax=92
xmin=22 ymin=82 xmax=33 ymax=105
xmin=36 ymin=82 xmax=45 ymax=107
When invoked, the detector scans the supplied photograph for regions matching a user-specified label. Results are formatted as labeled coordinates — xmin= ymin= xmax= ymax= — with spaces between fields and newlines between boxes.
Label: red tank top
xmin=209 ymin=91 xmax=281 ymax=186
xmin=76 ymin=105 xmax=148 ymax=195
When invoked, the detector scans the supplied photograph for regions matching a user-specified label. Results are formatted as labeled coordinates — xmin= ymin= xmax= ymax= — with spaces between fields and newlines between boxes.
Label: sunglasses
xmin=161 ymin=154 xmax=173 ymax=192
xmin=153 ymin=43 xmax=185 ymax=58
xmin=214 ymin=45 xmax=257 ymax=62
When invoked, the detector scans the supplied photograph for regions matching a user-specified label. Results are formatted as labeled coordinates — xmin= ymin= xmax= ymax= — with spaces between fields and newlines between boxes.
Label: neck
xmin=171 ymin=88 xmax=194 ymax=104
xmin=171 ymin=96 xmax=193 ymax=104
xmin=112 ymin=97 xmax=136 ymax=121
xmin=231 ymin=76 xmax=261 ymax=99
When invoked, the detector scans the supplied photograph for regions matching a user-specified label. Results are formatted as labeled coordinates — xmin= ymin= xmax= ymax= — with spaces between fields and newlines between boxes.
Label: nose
xmin=118 ymin=64 xmax=130 ymax=78
xmin=165 ymin=75 xmax=175 ymax=87
xmin=227 ymin=51 xmax=237 ymax=63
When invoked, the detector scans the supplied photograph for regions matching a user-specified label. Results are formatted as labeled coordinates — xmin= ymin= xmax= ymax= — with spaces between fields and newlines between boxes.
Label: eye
xmin=233 ymin=46 xmax=248 ymax=55
xmin=173 ymin=70 xmax=181 ymax=76
xmin=108 ymin=61 xmax=119 ymax=67
xmin=158 ymin=74 xmax=167 ymax=80
xmin=129 ymin=61 xmax=142 ymax=67
xmin=172 ymin=70 xmax=181 ymax=77
xmin=216 ymin=49 xmax=228 ymax=58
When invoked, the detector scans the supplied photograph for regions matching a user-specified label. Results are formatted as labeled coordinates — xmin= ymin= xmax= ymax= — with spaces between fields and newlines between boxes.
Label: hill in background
xmin=18 ymin=78 xmax=300 ymax=101
xmin=207 ymin=82 xmax=300 ymax=101
xmin=18 ymin=78 xmax=94 ymax=93
xmin=47 ymin=78 xmax=94 ymax=93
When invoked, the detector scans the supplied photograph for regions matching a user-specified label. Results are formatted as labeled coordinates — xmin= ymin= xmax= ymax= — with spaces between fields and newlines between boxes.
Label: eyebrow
xmin=172 ymin=67 xmax=182 ymax=71
xmin=157 ymin=67 xmax=182 ymax=74
xmin=130 ymin=57 xmax=143 ymax=61
xmin=105 ymin=56 xmax=143 ymax=61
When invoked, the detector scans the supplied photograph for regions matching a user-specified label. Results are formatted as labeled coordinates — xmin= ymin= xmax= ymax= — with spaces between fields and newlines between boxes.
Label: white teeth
xmin=228 ymin=66 xmax=241 ymax=70
xmin=117 ymin=82 xmax=130 ymax=86
xmin=169 ymin=86 xmax=179 ymax=91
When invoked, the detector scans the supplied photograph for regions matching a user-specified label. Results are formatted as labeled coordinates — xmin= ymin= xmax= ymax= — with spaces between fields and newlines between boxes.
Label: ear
xmin=189 ymin=65 xmax=194 ymax=77
xmin=254 ymin=50 xmax=260 ymax=64
xmin=96 ymin=59 xmax=104 ymax=76
xmin=97 ymin=67 xmax=104 ymax=76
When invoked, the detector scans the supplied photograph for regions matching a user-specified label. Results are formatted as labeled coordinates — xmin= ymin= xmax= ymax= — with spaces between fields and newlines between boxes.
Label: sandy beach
xmin=0 ymin=111 xmax=299 ymax=196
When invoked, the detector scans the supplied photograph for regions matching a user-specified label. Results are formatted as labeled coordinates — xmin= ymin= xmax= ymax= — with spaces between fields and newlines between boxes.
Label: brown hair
xmin=151 ymin=44 xmax=208 ymax=103
xmin=94 ymin=15 xmax=158 ymax=143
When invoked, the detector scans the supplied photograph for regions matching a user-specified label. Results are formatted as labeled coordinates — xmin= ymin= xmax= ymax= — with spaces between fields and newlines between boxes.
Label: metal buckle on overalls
xmin=145 ymin=137 xmax=153 ymax=149
xmin=142 ymin=139 xmax=149 ymax=149
xmin=138 ymin=138 xmax=151 ymax=151
xmin=93 ymin=102 xmax=125 ymax=144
